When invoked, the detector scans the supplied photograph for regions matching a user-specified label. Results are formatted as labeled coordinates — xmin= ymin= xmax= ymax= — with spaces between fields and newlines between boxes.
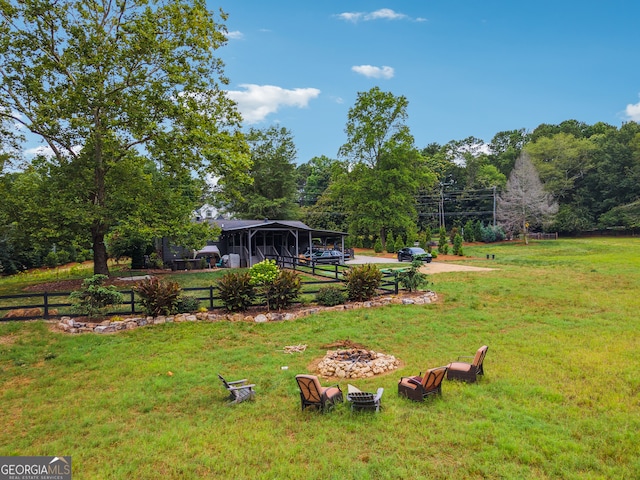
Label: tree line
xmin=2 ymin=1 xmax=639 ymax=275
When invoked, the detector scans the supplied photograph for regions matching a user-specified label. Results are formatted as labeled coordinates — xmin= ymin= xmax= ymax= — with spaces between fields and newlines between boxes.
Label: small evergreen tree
xmin=453 ymin=233 xmax=464 ymax=256
xmin=386 ymin=232 xmax=396 ymax=253
xmin=449 ymin=227 xmax=459 ymax=245
xmin=438 ymin=227 xmax=447 ymax=253
xmin=395 ymin=235 xmax=406 ymax=251
xmin=463 ymin=220 xmax=475 ymax=242
xmin=425 ymin=227 xmax=432 ymax=245
xmin=374 ymin=237 xmax=383 ymax=253
xmin=473 ymin=220 xmax=483 ymax=243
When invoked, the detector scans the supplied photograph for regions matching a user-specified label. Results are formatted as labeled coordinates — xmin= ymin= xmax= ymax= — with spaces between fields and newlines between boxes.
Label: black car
xmin=397 ymin=247 xmax=432 ymax=262
xmin=311 ymin=249 xmax=344 ymax=264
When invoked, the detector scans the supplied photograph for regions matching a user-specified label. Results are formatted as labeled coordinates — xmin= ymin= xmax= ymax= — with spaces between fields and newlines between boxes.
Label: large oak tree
xmin=336 ymin=87 xmax=433 ymax=246
xmin=0 ymin=0 xmax=250 ymax=274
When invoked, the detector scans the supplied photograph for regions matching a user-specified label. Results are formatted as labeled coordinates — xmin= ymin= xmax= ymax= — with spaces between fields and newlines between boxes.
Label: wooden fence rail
xmin=0 ymin=270 xmax=399 ymax=321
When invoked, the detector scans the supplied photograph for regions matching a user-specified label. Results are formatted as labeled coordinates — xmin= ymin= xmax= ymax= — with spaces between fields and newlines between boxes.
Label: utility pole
xmin=492 ymin=185 xmax=497 ymax=227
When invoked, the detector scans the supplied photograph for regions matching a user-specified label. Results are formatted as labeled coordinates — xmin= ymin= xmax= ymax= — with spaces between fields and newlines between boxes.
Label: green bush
xmin=395 ymin=235 xmax=406 ymax=251
xmin=217 ymin=272 xmax=255 ymax=312
xmin=70 ymin=274 xmax=124 ymax=317
xmin=344 ymin=264 xmax=382 ymax=301
xmin=463 ymin=220 xmax=475 ymax=242
xmin=438 ymin=227 xmax=447 ymax=253
xmin=249 ymin=259 xmax=279 ymax=285
xmin=425 ymin=227 xmax=432 ymax=244
xmin=386 ymin=233 xmax=395 ymax=253
xmin=374 ymin=238 xmax=383 ymax=253
xmin=266 ymin=270 xmax=302 ymax=310
xmin=397 ymin=260 xmax=429 ymax=292
xmin=315 ymin=285 xmax=347 ymax=306
xmin=147 ymin=253 xmax=163 ymax=269
xmin=134 ymin=277 xmax=181 ymax=316
xmin=449 ymin=227 xmax=459 ymax=245
xmin=176 ymin=294 xmax=202 ymax=313
xmin=453 ymin=233 xmax=464 ymax=256
xmin=44 ymin=251 xmax=59 ymax=268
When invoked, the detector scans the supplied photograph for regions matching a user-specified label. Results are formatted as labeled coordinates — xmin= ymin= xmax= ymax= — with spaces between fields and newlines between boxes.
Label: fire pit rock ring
xmin=317 ymin=348 xmax=399 ymax=379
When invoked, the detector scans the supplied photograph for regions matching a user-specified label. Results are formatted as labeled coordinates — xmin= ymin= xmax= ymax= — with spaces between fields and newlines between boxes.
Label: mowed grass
xmin=1 ymin=237 xmax=640 ymax=479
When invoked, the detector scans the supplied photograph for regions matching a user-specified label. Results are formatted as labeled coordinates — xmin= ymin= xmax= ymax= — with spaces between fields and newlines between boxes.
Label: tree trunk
xmin=92 ymin=113 xmax=110 ymax=275
xmin=380 ymin=227 xmax=387 ymax=250
xmin=92 ymin=222 xmax=110 ymax=275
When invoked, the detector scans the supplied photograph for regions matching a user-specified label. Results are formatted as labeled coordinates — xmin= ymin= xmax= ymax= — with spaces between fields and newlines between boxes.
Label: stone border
xmin=54 ymin=291 xmax=438 ymax=334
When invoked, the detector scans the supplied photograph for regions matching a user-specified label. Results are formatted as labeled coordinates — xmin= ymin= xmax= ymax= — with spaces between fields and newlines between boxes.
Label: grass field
xmin=1 ymin=237 xmax=639 ymax=479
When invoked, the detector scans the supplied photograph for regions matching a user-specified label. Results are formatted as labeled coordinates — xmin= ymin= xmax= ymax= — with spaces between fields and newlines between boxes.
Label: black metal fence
xmin=0 ymin=267 xmax=400 ymax=321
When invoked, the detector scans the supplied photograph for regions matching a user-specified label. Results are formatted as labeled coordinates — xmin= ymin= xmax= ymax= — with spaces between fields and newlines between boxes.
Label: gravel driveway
xmin=346 ymin=255 xmax=496 ymax=273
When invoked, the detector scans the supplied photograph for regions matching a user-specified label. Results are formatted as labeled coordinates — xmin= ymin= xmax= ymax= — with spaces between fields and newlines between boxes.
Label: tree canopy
xmin=224 ymin=126 xmax=299 ymax=220
xmin=335 ymin=87 xmax=433 ymax=246
xmin=497 ymin=153 xmax=558 ymax=243
xmin=0 ymin=0 xmax=250 ymax=274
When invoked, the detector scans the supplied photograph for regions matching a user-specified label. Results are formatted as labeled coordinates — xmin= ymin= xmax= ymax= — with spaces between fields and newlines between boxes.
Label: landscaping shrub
xmin=134 ymin=277 xmax=181 ymax=316
xmin=395 ymin=235 xmax=406 ymax=251
xmin=397 ymin=260 xmax=429 ymax=292
xmin=386 ymin=233 xmax=395 ymax=253
xmin=438 ymin=227 xmax=447 ymax=253
xmin=473 ymin=220 xmax=483 ymax=242
xmin=70 ymin=274 xmax=124 ymax=317
xmin=463 ymin=220 xmax=475 ymax=242
xmin=249 ymin=259 xmax=279 ymax=285
xmin=249 ymin=259 xmax=280 ymax=309
xmin=315 ymin=285 xmax=347 ymax=306
xmin=453 ymin=233 xmax=464 ymax=256
xmin=44 ymin=251 xmax=59 ymax=268
xmin=217 ymin=272 xmax=255 ymax=312
xmin=480 ymin=224 xmax=506 ymax=243
xmin=266 ymin=270 xmax=302 ymax=310
xmin=424 ymin=226 xmax=432 ymax=245
xmin=344 ymin=264 xmax=382 ymax=301
xmin=449 ymin=227 xmax=459 ymax=245
xmin=176 ymin=294 xmax=202 ymax=313
xmin=374 ymin=238 xmax=383 ymax=253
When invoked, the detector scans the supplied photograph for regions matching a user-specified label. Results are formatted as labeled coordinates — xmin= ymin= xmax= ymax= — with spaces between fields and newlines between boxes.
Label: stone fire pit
xmin=317 ymin=348 xmax=399 ymax=379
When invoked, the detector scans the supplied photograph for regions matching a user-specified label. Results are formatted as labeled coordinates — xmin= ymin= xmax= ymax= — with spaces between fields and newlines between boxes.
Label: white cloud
xmin=365 ymin=8 xmax=407 ymax=21
xmin=335 ymin=12 xmax=363 ymax=23
xmin=351 ymin=65 xmax=395 ymax=79
xmin=226 ymin=30 xmax=244 ymax=40
xmin=336 ymin=9 xmax=424 ymax=23
xmin=625 ymin=96 xmax=640 ymax=121
xmin=226 ymin=84 xmax=321 ymax=124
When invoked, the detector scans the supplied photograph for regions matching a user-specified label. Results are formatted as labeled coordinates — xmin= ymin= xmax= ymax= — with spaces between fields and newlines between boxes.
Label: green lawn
xmin=1 ymin=237 xmax=639 ymax=479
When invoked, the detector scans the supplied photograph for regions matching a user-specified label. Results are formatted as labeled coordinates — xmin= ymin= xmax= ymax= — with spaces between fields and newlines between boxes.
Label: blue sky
xmin=214 ymin=0 xmax=640 ymax=164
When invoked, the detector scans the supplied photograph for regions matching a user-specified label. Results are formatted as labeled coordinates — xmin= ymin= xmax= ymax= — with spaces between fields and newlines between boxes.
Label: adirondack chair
xmin=347 ymin=387 xmax=384 ymax=412
xmin=218 ymin=374 xmax=256 ymax=404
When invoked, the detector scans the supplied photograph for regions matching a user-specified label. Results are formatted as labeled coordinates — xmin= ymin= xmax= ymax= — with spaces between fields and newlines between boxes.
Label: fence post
xmin=130 ymin=290 xmax=135 ymax=314
xmin=43 ymin=292 xmax=49 ymax=319
xmin=394 ymin=273 xmax=399 ymax=295
xmin=209 ymin=285 xmax=214 ymax=309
